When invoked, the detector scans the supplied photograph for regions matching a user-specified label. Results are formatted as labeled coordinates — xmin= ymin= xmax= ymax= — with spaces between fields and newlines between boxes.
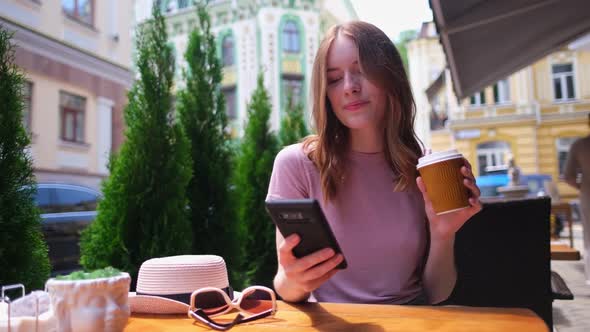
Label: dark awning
xmin=429 ymin=0 xmax=590 ymax=100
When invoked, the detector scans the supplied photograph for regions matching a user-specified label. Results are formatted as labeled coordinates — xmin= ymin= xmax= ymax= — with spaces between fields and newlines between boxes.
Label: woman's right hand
xmin=273 ymin=232 xmax=344 ymax=302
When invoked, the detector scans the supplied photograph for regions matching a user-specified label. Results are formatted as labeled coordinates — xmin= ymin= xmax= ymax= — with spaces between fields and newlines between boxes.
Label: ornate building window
xmin=552 ymin=63 xmax=575 ymax=101
xmin=222 ymin=86 xmax=237 ymax=120
xmin=282 ymin=75 xmax=303 ymax=110
xmin=60 ymin=91 xmax=86 ymax=143
xmin=493 ymin=79 xmax=510 ymax=104
xmin=476 ymin=141 xmax=511 ymax=176
xmin=222 ymin=34 xmax=234 ymax=67
xmin=282 ymin=20 xmax=300 ymax=53
xmin=470 ymin=91 xmax=485 ymax=107
xmin=177 ymin=0 xmax=190 ymax=9
xmin=62 ymin=0 xmax=93 ymax=26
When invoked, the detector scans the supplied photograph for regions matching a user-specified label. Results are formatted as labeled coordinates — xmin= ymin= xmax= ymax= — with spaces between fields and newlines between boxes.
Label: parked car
xmin=33 ymin=183 xmax=102 ymax=276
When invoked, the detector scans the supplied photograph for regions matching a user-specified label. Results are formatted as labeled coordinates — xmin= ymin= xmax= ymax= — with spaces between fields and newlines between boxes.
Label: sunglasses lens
xmin=240 ymin=289 xmax=273 ymax=314
xmin=195 ymin=290 xmax=229 ymax=315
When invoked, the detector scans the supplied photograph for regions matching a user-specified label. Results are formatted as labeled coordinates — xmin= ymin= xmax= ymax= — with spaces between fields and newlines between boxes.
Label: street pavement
xmin=552 ymin=222 xmax=590 ymax=332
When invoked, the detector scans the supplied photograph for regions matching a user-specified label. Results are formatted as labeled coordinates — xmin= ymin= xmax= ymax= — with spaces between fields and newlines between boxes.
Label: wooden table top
xmin=551 ymin=243 xmax=581 ymax=261
xmin=124 ymin=301 xmax=548 ymax=332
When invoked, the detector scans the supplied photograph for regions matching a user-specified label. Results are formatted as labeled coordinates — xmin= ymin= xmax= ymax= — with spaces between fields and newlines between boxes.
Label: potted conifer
xmin=45 ymin=267 xmax=130 ymax=332
xmin=234 ymin=74 xmax=280 ymax=287
xmin=0 ymin=22 xmax=50 ymax=291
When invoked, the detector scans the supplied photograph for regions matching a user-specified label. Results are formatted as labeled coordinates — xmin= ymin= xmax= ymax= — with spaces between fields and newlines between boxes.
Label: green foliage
xmin=0 ymin=25 xmax=50 ymax=290
xmin=177 ymin=2 xmax=242 ymax=287
xmin=279 ymin=97 xmax=309 ymax=147
xmin=55 ymin=267 xmax=121 ymax=280
xmin=79 ymin=5 xmax=192 ymax=288
xmin=234 ymin=74 xmax=280 ymax=288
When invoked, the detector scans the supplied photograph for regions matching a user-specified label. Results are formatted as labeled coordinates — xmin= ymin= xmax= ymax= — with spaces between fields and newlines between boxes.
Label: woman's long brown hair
xmin=303 ymin=21 xmax=424 ymax=202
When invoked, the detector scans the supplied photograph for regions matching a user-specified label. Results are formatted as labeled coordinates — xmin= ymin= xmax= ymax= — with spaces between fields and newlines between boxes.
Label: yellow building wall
xmin=532 ymin=58 xmax=552 ymax=103
xmin=484 ymin=86 xmax=494 ymax=106
xmin=3 ymin=0 xmax=132 ymax=68
xmin=430 ymin=130 xmax=453 ymax=152
xmin=454 ymin=139 xmax=473 ymax=165
xmin=431 ymin=124 xmax=587 ymax=197
xmin=474 ymin=126 xmax=536 ymax=175
xmin=531 ymin=50 xmax=590 ymax=103
xmin=431 ymin=119 xmax=589 ymax=201
xmin=509 ymin=74 xmax=519 ymax=102
xmin=577 ymin=52 xmax=590 ymax=99
xmin=26 ymin=71 xmax=100 ymax=174
xmin=425 ymin=49 xmax=590 ymax=201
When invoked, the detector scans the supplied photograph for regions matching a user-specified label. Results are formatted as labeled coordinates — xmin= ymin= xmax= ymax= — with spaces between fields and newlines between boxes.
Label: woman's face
xmin=325 ymin=34 xmax=387 ymax=133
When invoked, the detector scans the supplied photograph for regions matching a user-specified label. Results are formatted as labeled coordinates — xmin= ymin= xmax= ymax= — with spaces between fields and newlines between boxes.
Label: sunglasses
xmin=188 ymin=286 xmax=277 ymax=331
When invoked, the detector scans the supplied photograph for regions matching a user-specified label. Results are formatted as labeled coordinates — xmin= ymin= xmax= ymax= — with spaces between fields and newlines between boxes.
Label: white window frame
xmin=282 ymin=75 xmax=304 ymax=110
xmin=476 ymin=141 xmax=511 ymax=176
xmin=552 ymin=63 xmax=576 ymax=102
xmin=59 ymin=91 xmax=86 ymax=144
xmin=177 ymin=0 xmax=190 ymax=9
xmin=222 ymin=34 xmax=235 ymax=67
xmin=282 ymin=20 xmax=300 ymax=53
xmin=470 ymin=91 xmax=485 ymax=107
xmin=222 ymin=86 xmax=237 ymax=121
xmin=62 ymin=0 xmax=94 ymax=27
xmin=493 ymin=79 xmax=510 ymax=104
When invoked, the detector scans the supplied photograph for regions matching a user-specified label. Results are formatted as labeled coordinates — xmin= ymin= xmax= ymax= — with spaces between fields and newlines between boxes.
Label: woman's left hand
xmin=416 ymin=158 xmax=483 ymax=241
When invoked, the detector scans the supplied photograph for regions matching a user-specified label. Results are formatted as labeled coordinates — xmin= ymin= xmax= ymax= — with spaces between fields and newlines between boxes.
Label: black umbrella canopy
xmin=429 ymin=0 xmax=590 ymax=100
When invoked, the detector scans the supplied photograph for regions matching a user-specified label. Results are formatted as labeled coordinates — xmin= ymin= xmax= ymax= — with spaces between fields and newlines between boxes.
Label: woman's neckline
xmin=349 ymin=149 xmax=385 ymax=161
xmin=350 ymin=150 xmax=383 ymax=155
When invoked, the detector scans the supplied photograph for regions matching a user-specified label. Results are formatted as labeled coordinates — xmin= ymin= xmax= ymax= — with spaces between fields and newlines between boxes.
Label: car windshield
xmin=34 ymin=185 xmax=100 ymax=214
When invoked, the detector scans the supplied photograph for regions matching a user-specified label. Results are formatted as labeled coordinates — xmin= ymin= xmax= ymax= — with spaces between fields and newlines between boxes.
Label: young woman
xmin=267 ymin=21 xmax=482 ymax=305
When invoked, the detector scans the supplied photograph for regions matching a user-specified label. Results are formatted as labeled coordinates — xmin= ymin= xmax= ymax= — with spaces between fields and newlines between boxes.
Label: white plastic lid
xmin=417 ymin=149 xmax=463 ymax=169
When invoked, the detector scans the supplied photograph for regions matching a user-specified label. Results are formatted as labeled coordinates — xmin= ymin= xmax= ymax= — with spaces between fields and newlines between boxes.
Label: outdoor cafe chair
xmin=443 ymin=196 xmax=571 ymax=330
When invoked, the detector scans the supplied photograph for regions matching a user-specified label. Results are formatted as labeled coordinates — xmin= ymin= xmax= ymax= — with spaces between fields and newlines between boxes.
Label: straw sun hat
xmin=128 ymin=255 xmax=237 ymax=314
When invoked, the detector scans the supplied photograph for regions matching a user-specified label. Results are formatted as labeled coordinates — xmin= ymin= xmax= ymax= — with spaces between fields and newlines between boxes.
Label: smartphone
xmin=265 ymin=198 xmax=347 ymax=269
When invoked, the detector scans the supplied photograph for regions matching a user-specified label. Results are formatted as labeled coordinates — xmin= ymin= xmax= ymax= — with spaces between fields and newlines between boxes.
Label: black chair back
xmin=447 ymin=197 xmax=552 ymax=329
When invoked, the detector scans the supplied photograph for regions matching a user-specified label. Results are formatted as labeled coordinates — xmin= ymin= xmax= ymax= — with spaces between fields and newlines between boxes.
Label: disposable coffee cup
xmin=417 ymin=149 xmax=470 ymax=215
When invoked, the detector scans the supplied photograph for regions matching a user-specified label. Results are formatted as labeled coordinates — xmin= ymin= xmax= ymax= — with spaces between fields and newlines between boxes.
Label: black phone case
xmin=265 ymin=199 xmax=347 ymax=269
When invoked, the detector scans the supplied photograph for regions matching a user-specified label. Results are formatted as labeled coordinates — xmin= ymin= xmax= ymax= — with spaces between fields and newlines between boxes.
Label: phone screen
xmin=265 ymin=199 xmax=347 ymax=269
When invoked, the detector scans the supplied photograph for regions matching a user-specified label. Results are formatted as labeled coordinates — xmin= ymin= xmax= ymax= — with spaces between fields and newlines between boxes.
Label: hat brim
xmin=128 ymin=291 xmax=242 ymax=314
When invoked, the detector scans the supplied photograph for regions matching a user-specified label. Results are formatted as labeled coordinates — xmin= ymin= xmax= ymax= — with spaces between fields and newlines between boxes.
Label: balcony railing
xmin=440 ymin=99 xmax=589 ymax=128
xmin=450 ymin=103 xmax=535 ymax=120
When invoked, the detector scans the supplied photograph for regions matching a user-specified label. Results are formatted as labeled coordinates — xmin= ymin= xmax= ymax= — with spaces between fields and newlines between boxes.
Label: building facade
xmin=0 ymin=0 xmax=134 ymax=190
xmin=408 ymin=22 xmax=590 ymax=201
xmin=134 ymin=0 xmax=357 ymax=136
xmin=407 ymin=22 xmax=447 ymax=149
